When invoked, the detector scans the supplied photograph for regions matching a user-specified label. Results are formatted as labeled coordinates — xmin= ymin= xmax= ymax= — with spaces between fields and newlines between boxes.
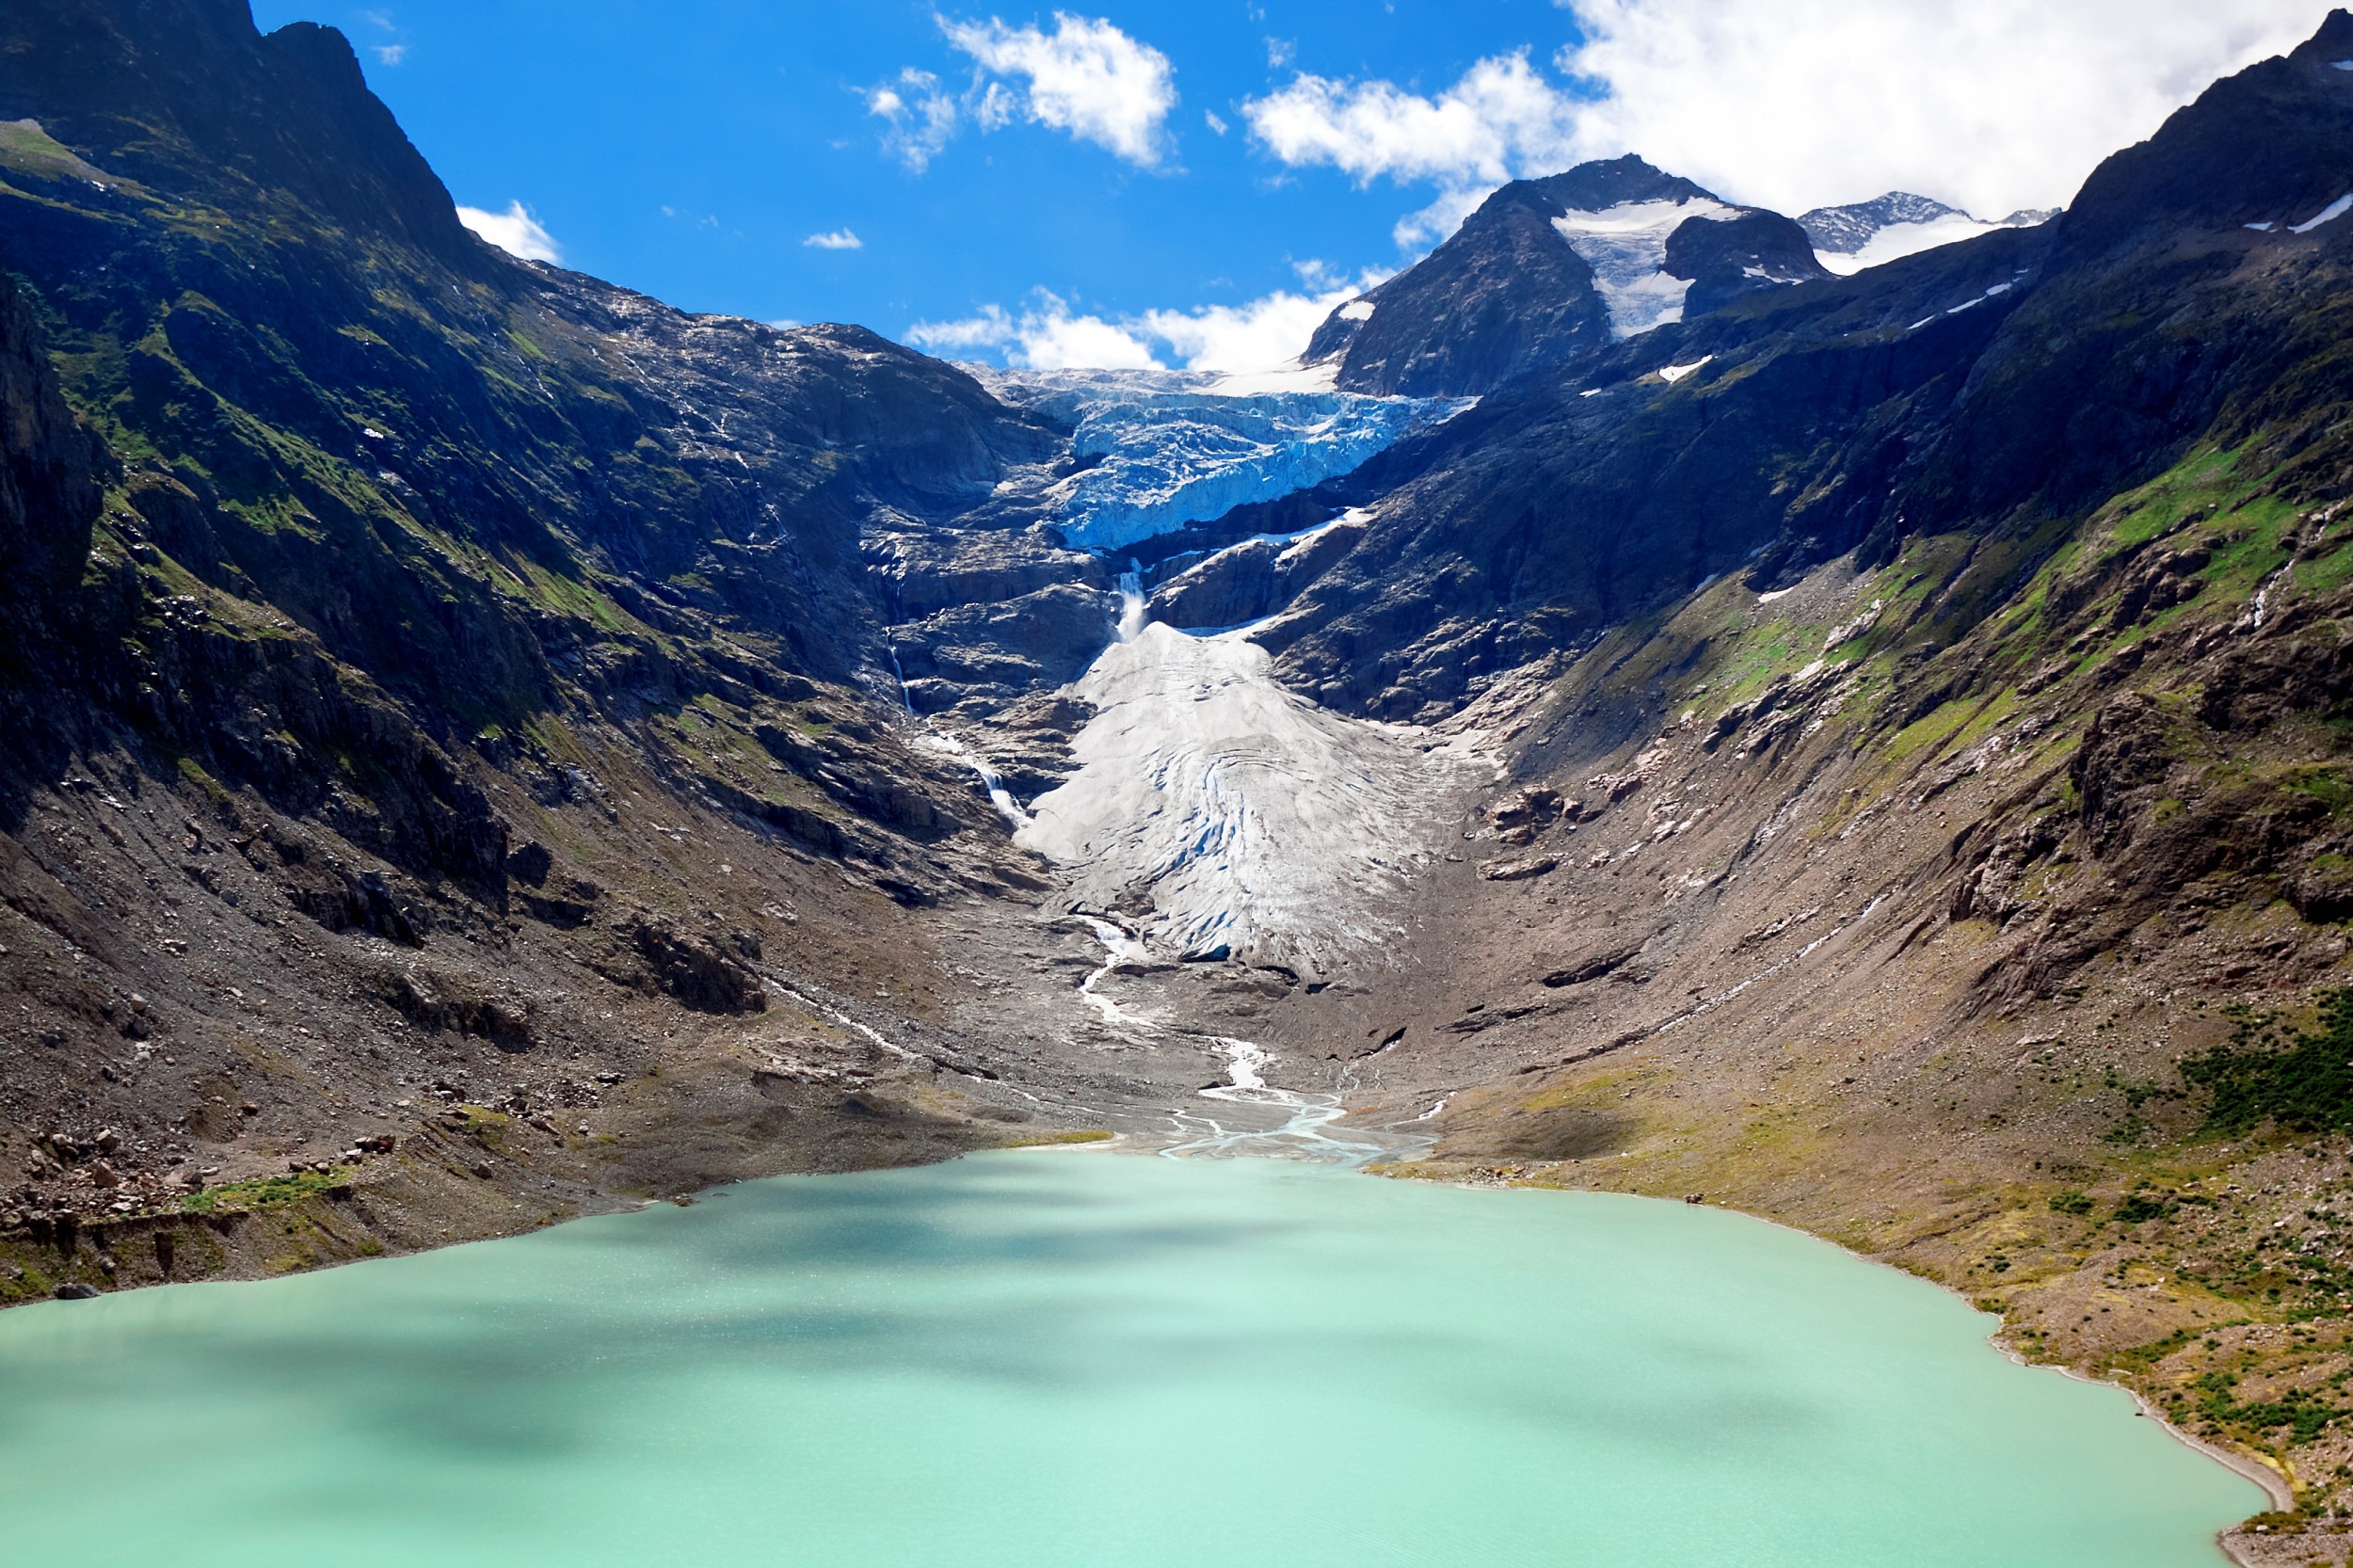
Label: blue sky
xmin=251 ymin=1 xmax=2336 ymax=371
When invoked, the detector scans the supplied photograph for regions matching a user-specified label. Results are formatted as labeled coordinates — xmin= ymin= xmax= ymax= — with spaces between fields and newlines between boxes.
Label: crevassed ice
xmin=1552 ymin=197 xmax=1731 ymax=339
xmin=983 ymin=367 xmax=1468 ymax=552
xmin=1016 ymin=622 xmax=1471 ymax=975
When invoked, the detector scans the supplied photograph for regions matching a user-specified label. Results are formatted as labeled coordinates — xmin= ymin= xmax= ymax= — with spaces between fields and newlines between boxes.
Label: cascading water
xmin=1114 ymin=562 xmax=1146 ymax=643
xmin=891 ymin=644 xmax=1037 ymax=831
xmin=1069 ymin=916 xmax=1418 ymax=1164
xmin=917 ymin=729 xmax=1034 ymax=830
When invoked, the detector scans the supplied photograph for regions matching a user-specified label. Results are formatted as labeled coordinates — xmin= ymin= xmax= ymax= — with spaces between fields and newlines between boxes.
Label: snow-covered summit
xmin=1800 ymin=193 xmax=2058 ymax=277
xmin=1302 ymin=156 xmax=1828 ymax=396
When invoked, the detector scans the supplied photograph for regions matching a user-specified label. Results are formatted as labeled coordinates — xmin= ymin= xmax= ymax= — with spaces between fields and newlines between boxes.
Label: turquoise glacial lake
xmin=0 ymin=1150 xmax=2262 ymax=1565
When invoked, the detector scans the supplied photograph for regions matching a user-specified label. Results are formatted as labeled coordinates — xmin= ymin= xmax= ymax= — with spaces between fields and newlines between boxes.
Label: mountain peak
xmin=1491 ymin=154 xmax=1716 ymax=220
xmin=1799 ymin=192 xmax=1969 ymax=254
xmin=1304 ymin=155 xmax=1825 ymax=396
xmin=0 ymin=0 xmax=479 ymax=269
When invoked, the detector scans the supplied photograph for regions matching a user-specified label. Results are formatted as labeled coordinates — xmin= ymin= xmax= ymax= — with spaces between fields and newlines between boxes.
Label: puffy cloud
xmin=1556 ymin=0 xmax=2331 ymax=218
xmin=803 ymin=229 xmax=864 ymax=250
xmin=904 ymin=266 xmax=1388 ymax=374
xmin=456 ymin=200 xmax=561 ymax=264
xmin=872 ymin=13 xmax=1177 ymax=171
xmin=1140 ymin=272 xmax=1386 ymax=373
xmin=1243 ymin=52 xmax=1578 ymax=190
xmin=1243 ymin=1 xmax=2331 ymax=247
xmin=905 ymin=296 xmax=1158 ymax=368
xmin=945 ymin=12 xmax=1177 ymax=166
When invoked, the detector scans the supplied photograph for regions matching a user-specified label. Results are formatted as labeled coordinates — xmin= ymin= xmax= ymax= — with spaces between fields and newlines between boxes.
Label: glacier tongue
xmin=1014 ymin=621 xmax=1474 ymax=977
xmin=980 ymin=367 xmax=1467 ymax=552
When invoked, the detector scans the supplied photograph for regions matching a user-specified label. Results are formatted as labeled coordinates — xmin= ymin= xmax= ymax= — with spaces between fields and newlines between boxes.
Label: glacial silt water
xmin=0 ymin=1151 xmax=2260 ymax=1565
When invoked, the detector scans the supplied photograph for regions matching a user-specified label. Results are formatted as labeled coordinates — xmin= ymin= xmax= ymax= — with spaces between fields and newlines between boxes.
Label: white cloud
xmin=941 ymin=12 xmax=1178 ymax=167
xmin=904 ymin=268 xmax=1388 ymax=374
xmin=872 ymin=14 xmax=1177 ymax=170
xmin=803 ymin=229 xmax=864 ymax=249
xmin=906 ymin=296 xmax=1158 ymax=368
xmin=1243 ymin=52 xmax=1578 ymax=189
xmin=868 ymin=69 xmax=964 ymax=171
xmin=1553 ymin=0 xmax=2331 ymax=218
xmin=1391 ymin=185 xmax=1495 ymax=250
xmin=1139 ymin=286 xmax=1354 ymax=373
xmin=1243 ymin=3 xmax=2332 ymax=246
xmin=373 ymin=43 xmax=408 ymax=66
xmin=1204 ymin=109 xmax=1228 ymax=136
xmin=456 ymin=200 xmax=561 ymax=264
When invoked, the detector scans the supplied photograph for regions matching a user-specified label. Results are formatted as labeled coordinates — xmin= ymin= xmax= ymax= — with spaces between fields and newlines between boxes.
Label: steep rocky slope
xmin=0 ymin=0 xmax=1141 ymax=1298
xmin=1303 ymin=155 xmax=1829 ymax=396
xmin=1191 ymin=11 xmax=2353 ymax=1551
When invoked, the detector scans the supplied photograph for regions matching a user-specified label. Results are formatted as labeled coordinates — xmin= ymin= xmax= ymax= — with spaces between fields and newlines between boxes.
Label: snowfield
xmin=1551 ymin=196 xmax=1731 ymax=338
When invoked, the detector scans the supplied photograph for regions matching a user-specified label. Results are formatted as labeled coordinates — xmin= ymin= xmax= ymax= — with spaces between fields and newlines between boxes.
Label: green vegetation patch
xmin=181 ymin=1167 xmax=350 ymax=1214
xmin=2182 ymin=992 xmax=2353 ymax=1137
xmin=0 ymin=120 xmax=113 ymax=186
xmin=2197 ymin=1369 xmax=2348 ymax=1446
xmin=999 ymin=1128 xmax=1114 ymax=1147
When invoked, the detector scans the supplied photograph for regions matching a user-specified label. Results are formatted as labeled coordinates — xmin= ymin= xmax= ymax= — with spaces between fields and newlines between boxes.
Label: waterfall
xmin=1115 ymin=560 xmax=1147 ymax=643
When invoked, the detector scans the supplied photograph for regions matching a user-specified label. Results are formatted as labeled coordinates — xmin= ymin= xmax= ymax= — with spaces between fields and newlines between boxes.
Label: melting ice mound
xmin=980 ymin=367 xmax=1468 ymax=552
xmin=1015 ymin=622 xmax=1472 ymax=976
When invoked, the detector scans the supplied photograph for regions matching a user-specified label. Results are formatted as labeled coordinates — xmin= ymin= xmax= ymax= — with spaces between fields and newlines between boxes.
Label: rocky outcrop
xmin=1145 ymin=514 xmax=1366 ymax=632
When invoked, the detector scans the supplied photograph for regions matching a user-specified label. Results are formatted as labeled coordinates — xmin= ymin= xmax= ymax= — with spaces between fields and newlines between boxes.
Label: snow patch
xmin=2291 ymin=195 xmax=2353 ymax=234
xmin=1814 ymin=213 xmax=2006 ymax=276
xmin=1552 ymin=197 xmax=1731 ymax=339
xmin=1658 ymin=356 xmax=1713 ymax=384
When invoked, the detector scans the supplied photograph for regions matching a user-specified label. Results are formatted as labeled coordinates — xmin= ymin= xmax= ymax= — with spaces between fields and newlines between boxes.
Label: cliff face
xmin=0 ymin=0 xmax=1117 ymax=1294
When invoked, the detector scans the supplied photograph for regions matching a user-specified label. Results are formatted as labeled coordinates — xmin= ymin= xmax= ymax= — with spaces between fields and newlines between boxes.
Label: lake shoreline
xmin=1368 ymin=1152 xmax=2294 ymax=1566
xmin=0 ymin=1147 xmax=2264 ymax=1568
xmin=4 ymin=1119 xmax=2293 ymax=1565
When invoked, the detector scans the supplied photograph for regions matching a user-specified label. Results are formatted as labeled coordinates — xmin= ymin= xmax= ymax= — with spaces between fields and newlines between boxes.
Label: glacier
xmin=977 ymin=366 xmax=1468 ymax=552
xmin=1014 ymin=621 xmax=1475 ymax=977
xmin=1551 ymin=197 xmax=1732 ymax=339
